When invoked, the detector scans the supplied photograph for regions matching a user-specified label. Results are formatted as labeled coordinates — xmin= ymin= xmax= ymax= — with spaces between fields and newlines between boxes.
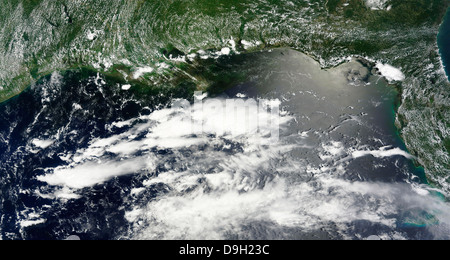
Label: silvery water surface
xmin=0 ymin=0 xmax=449 ymax=240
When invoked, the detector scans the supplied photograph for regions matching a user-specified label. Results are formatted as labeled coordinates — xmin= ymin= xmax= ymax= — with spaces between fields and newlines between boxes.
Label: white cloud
xmin=32 ymin=139 xmax=54 ymax=149
xmin=35 ymin=95 xmax=450 ymax=239
xmin=365 ymin=0 xmax=389 ymax=10
xmin=20 ymin=218 xmax=46 ymax=228
xmin=37 ymin=97 xmax=292 ymax=197
xmin=352 ymin=146 xmax=414 ymax=159
xmin=220 ymin=47 xmax=231 ymax=55
xmin=132 ymin=67 xmax=154 ymax=79
xmin=86 ymin=30 xmax=98 ymax=41
xmin=126 ymin=168 xmax=450 ymax=240
xmin=37 ymin=157 xmax=155 ymax=190
xmin=376 ymin=62 xmax=406 ymax=82
xmin=121 ymin=84 xmax=131 ymax=90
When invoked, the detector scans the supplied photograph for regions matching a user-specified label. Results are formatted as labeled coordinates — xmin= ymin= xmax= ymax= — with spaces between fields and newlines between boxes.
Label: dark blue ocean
xmin=438 ymin=7 xmax=450 ymax=81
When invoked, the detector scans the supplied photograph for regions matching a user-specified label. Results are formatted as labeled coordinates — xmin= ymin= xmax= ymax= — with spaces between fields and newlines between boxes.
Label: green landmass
xmin=0 ymin=0 xmax=449 ymax=191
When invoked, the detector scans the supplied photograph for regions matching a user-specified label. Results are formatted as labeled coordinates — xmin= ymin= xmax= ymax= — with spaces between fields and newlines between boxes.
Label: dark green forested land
xmin=0 ymin=0 xmax=449 ymax=190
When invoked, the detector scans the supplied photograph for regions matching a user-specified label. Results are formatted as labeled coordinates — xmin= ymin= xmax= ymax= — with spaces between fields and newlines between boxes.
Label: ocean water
xmin=0 ymin=1 xmax=448 ymax=240
xmin=438 ymin=7 xmax=450 ymax=81
xmin=2 ymin=49 xmax=449 ymax=240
